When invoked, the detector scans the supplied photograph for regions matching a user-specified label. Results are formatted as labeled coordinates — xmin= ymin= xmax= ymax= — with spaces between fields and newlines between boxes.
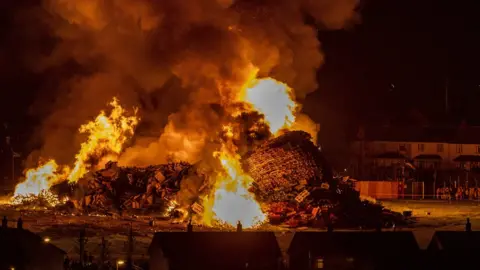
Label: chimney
xmin=2 ymin=216 xmax=7 ymax=228
xmin=466 ymin=218 xmax=472 ymax=232
xmin=187 ymin=218 xmax=193 ymax=232
xmin=237 ymin=221 xmax=243 ymax=232
xmin=17 ymin=217 xmax=23 ymax=229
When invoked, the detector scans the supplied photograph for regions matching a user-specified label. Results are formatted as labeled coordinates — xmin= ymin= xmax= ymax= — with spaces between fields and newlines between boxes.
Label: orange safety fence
xmin=354 ymin=181 xmax=400 ymax=200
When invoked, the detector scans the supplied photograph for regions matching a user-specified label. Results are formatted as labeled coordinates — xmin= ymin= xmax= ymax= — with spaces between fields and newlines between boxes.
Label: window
xmin=437 ymin=144 xmax=444 ymax=153
xmin=456 ymin=144 xmax=463 ymax=153
xmin=477 ymin=145 xmax=480 ymax=153
xmin=315 ymin=258 xmax=324 ymax=269
xmin=418 ymin=144 xmax=425 ymax=152
xmin=399 ymin=144 xmax=406 ymax=151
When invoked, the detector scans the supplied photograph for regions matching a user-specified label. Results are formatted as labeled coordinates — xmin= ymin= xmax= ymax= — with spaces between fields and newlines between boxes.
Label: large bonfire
xmin=6 ymin=0 xmax=406 ymax=230
xmin=9 ymin=67 xmax=324 ymax=229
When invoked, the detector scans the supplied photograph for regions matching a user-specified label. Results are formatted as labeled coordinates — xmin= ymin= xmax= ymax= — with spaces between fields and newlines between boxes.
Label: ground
xmin=1 ymin=199 xmax=479 ymax=262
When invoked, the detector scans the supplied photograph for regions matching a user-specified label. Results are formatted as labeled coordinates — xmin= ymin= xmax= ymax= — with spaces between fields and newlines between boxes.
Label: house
xmin=0 ymin=227 xmax=66 ymax=270
xmin=148 ymin=232 xmax=283 ymax=270
xmin=426 ymin=231 xmax=480 ymax=269
xmin=352 ymin=126 xmax=480 ymax=177
xmin=288 ymin=231 xmax=420 ymax=270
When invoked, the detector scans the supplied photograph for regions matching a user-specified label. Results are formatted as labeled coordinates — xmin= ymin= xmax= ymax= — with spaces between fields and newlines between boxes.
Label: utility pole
xmin=99 ymin=237 xmax=110 ymax=270
xmin=126 ymin=224 xmax=135 ymax=270
xmin=78 ymin=227 xmax=88 ymax=267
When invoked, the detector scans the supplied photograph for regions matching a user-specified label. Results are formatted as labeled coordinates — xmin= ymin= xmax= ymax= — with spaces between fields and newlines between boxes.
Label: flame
xmin=11 ymin=98 xmax=138 ymax=205
xmin=67 ymin=97 xmax=139 ymax=183
xmin=199 ymin=66 xmax=308 ymax=228
xmin=202 ymin=136 xmax=266 ymax=229
xmin=11 ymin=160 xmax=68 ymax=206
xmin=236 ymin=68 xmax=297 ymax=136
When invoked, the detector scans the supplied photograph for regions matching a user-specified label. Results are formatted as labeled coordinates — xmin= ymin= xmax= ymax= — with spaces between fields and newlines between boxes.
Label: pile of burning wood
xmin=48 ymin=130 xmax=407 ymax=228
xmin=243 ymin=131 xmax=407 ymax=228
xmin=64 ymin=161 xmax=195 ymax=213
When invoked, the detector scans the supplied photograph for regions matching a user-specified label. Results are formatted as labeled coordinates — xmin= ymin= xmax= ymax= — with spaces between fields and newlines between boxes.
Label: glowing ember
xmin=67 ymin=97 xmax=139 ymax=183
xmin=11 ymin=190 xmax=62 ymax=207
xmin=202 ymin=140 xmax=266 ymax=229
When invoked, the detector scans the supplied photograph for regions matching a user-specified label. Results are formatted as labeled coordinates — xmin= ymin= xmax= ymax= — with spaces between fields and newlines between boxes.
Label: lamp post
xmin=116 ymin=260 xmax=125 ymax=270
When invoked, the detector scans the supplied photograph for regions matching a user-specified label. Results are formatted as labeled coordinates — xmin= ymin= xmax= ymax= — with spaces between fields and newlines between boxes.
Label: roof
xmin=356 ymin=126 xmax=480 ymax=144
xmin=0 ymin=228 xmax=66 ymax=266
xmin=149 ymin=232 xmax=281 ymax=268
xmin=414 ymin=154 xmax=442 ymax=160
xmin=288 ymin=232 xmax=419 ymax=255
xmin=453 ymin=155 xmax=480 ymax=162
xmin=374 ymin=152 xmax=406 ymax=159
xmin=428 ymin=231 xmax=480 ymax=250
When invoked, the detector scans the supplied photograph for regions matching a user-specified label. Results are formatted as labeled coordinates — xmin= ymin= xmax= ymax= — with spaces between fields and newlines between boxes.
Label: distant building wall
xmin=353 ymin=140 xmax=480 ymax=169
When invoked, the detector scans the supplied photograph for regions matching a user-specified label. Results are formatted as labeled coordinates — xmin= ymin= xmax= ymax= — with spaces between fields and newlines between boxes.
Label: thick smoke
xmin=25 ymin=0 xmax=359 ymax=166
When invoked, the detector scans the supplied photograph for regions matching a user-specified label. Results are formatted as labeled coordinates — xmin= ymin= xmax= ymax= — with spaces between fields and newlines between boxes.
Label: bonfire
xmin=6 ymin=67 xmax=407 ymax=229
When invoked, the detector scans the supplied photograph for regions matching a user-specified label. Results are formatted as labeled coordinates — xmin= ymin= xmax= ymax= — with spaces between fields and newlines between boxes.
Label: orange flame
xmin=67 ymin=97 xmax=139 ymax=183
xmin=202 ymin=139 xmax=266 ymax=228
xmin=11 ymin=98 xmax=138 ymax=204
xmin=236 ymin=67 xmax=297 ymax=136
xmin=11 ymin=160 xmax=69 ymax=206
xmin=200 ymin=66 xmax=311 ymax=228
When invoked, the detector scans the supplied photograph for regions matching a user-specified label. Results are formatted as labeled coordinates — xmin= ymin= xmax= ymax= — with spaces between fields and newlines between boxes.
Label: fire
xmin=14 ymin=160 xmax=64 ymax=196
xmin=11 ymin=98 xmax=138 ymax=205
xmin=236 ymin=68 xmax=297 ymax=136
xmin=67 ymin=97 xmax=139 ymax=183
xmin=202 ymin=140 xmax=266 ymax=228
xmin=11 ymin=160 xmax=68 ymax=206
xmin=200 ymin=67 xmax=305 ymax=228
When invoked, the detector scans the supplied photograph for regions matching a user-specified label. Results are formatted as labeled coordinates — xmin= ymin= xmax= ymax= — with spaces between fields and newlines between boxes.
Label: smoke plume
xmin=22 ymin=0 xmax=359 ymax=166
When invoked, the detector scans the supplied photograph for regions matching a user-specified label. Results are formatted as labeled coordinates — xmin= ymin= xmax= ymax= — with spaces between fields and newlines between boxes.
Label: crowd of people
xmin=436 ymin=186 xmax=480 ymax=200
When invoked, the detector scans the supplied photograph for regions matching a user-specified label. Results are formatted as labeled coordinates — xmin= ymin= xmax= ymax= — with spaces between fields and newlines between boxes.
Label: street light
xmin=43 ymin=237 xmax=51 ymax=243
xmin=116 ymin=260 xmax=125 ymax=270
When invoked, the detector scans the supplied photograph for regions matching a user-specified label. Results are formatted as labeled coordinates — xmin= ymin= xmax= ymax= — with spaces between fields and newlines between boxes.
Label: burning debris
xmin=244 ymin=131 xmax=330 ymax=196
xmin=7 ymin=95 xmax=407 ymax=229
xmin=63 ymin=161 xmax=195 ymax=214
xmin=28 ymin=131 xmax=405 ymax=229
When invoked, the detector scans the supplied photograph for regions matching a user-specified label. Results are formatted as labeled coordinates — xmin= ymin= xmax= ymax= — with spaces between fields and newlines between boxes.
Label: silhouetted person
xmin=187 ymin=218 xmax=193 ymax=232
xmin=466 ymin=218 xmax=472 ymax=232
xmin=64 ymin=256 xmax=71 ymax=269
xmin=237 ymin=221 xmax=242 ymax=232
xmin=17 ymin=217 xmax=23 ymax=229
xmin=376 ymin=222 xmax=382 ymax=232
xmin=2 ymin=216 xmax=7 ymax=228
xmin=327 ymin=223 xmax=333 ymax=233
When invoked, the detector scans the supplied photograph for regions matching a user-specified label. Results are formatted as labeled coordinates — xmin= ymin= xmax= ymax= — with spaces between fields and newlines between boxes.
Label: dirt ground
xmin=0 ymin=199 xmax=477 ymax=261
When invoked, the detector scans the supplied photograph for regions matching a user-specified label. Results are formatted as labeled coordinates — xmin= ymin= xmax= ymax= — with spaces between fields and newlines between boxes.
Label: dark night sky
xmin=1 ymin=0 xmax=480 ymax=164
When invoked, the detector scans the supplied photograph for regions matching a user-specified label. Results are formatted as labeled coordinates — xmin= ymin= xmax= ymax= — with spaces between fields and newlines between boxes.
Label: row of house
xmin=6 ymin=222 xmax=480 ymax=270
xmin=351 ymin=126 xmax=480 ymax=181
